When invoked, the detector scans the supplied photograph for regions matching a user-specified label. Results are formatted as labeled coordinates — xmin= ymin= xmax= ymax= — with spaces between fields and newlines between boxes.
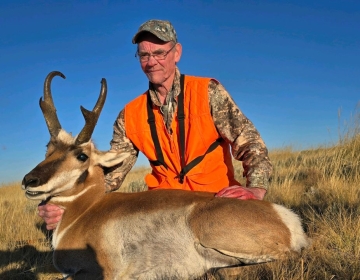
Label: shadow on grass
xmin=0 ymin=244 xmax=58 ymax=280
xmin=0 ymin=222 xmax=57 ymax=279
xmin=0 ymin=244 xmax=104 ymax=280
xmin=1 ymin=221 xmax=107 ymax=279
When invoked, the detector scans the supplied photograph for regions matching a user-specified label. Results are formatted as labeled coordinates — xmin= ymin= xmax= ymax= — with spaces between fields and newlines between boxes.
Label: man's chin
xmin=147 ymin=76 xmax=164 ymax=86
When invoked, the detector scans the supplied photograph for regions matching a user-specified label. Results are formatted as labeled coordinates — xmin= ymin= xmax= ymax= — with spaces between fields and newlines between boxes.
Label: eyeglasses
xmin=135 ymin=44 xmax=176 ymax=62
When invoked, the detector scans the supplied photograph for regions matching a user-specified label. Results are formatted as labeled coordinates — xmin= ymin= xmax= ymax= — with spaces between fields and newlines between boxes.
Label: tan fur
xmin=22 ymin=132 xmax=309 ymax=279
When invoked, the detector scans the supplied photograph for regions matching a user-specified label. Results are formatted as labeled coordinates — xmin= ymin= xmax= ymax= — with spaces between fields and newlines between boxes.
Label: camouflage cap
xmin=132 ymin=19 xmax=178 ymax=44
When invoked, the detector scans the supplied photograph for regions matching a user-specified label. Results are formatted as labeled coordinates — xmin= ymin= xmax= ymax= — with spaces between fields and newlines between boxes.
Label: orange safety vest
xmin=124 ymin=74 xmax=241 ymax=192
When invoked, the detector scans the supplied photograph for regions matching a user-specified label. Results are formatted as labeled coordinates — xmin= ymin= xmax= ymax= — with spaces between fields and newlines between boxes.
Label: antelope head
xmin=22 ymin=71 xmax=128 ymax=202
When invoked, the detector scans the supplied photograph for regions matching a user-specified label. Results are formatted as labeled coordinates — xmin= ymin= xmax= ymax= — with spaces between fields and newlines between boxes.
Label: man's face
xmin=137 ymin=33 xmax=181 ymax=86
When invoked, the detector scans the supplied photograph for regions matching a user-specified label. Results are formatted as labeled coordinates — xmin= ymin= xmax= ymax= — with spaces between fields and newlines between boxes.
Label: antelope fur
xmin=22 ymin=72 xmax=309 ymax=279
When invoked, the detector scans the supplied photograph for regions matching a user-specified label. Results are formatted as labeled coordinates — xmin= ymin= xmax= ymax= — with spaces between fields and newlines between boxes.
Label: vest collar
xmin=148 ymin=67 xmax=182 ymax=107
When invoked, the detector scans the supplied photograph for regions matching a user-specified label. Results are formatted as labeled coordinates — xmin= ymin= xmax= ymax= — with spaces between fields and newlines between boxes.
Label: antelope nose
xmin=22 ymin=176 xmax=40 ymax=189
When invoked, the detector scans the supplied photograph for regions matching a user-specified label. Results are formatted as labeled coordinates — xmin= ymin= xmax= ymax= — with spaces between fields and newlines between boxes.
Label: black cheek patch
xmin=76 ymin=170 xmax=89 ymax=184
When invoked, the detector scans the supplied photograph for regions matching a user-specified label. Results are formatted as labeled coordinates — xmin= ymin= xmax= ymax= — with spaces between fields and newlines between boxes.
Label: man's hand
xmin=38 ymin=203 xmax=64 ymax=230
xmin=215 ymin=185 xmax=266 ymax=200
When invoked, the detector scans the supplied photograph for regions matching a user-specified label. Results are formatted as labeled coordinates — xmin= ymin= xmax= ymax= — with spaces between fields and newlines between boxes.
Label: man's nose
xmin=147 ymin=55 xmax=158 ymax=66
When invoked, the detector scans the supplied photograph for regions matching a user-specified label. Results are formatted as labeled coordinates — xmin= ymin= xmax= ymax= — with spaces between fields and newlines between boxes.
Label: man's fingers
xmin=38 ymin=203 xmax=61 ymax=212
xmin=215 ymin=186 xmax=247 ymax=197
xmin=215 ymin=186 xmax=258 ymax=200
xmin=216 ymin=185 xmax=239 ymax=194
xmin=37 ymin=203 xmax=64 ymax=230
xmin=38 ymin=208 xmax=63 ymax=219
xmin=46 ymin=223 xmax=58 ymax=231
xmin=215 ymin=190 xmax=245 ymax=198
xmin=215 ymin=188 xmax=237 ymax=197
xmin=44 ymin=214 xmax=62 ymax=224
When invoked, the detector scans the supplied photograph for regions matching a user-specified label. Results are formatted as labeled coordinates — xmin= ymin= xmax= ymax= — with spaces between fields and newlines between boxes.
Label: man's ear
xmin=174 ymin=43 xmax=182 ymax=63
xmin=93 ymin=151 xmax=130 ymax=168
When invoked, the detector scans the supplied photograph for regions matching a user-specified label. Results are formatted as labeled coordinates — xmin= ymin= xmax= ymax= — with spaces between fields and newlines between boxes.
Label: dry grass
xmin=1 ymin=120 xmax=359 ymax=279
xmin=0 ymin=184 xmax=58 ymax=279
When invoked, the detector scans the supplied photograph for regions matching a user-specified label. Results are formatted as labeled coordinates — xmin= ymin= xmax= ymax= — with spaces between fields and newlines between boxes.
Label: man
xmin=39 ymin=19 xmax=272 ymax=230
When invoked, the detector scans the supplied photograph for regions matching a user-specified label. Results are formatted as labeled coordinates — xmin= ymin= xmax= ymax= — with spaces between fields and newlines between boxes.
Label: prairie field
xmin=1 ymin=129 xmax=359 ymax=279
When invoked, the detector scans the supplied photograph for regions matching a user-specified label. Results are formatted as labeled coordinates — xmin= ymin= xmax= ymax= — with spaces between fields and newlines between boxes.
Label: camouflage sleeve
xmin=208 ymin=80 xmax=273 ymax=190
xmin=104 ymin=109 xmax=139 ymax=192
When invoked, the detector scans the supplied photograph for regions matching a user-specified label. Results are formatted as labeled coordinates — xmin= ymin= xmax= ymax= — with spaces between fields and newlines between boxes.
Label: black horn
xmin=75 ymin=78 xmax=107 ymax=145
xmin=39 ymin=71 xmax=65 ymax=138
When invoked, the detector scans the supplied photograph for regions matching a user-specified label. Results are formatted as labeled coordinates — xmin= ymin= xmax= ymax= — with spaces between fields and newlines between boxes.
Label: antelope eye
xmin=77 ymin=153 xmax=88 ymax=162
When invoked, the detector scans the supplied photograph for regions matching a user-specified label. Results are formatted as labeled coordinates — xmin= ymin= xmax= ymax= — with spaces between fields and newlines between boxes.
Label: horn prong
xmin=75 ymin=78 xmax=107 ymax=145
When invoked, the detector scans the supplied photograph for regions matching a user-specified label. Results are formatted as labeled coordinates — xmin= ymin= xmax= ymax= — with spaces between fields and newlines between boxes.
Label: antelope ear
xmin=94 ymin=151 xmax=131 ymax=168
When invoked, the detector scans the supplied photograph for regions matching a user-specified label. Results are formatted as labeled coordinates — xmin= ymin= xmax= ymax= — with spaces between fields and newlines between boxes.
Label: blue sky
xmin=1 ymin=0 xmax=359 ymax=183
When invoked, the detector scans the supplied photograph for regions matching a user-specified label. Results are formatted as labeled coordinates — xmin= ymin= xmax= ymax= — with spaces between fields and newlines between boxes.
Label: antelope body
xmin=22 ymin=72 xmax=309 ymax=279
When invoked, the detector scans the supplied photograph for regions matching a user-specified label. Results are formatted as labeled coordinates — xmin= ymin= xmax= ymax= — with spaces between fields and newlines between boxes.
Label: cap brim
xmin=132 ymin=30 xmax=173 ymax=44
xmin=132 ymin=30 xmax=147 ymax=44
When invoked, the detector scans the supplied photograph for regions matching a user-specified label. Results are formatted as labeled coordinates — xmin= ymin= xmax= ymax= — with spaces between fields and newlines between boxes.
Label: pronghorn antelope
xmin=22 ymin=71 xmax=309 ymax=280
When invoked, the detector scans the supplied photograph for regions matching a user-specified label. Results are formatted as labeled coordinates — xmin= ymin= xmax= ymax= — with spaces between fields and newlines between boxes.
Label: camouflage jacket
xmin=105 ymin=67 xmax=272 ymax=192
